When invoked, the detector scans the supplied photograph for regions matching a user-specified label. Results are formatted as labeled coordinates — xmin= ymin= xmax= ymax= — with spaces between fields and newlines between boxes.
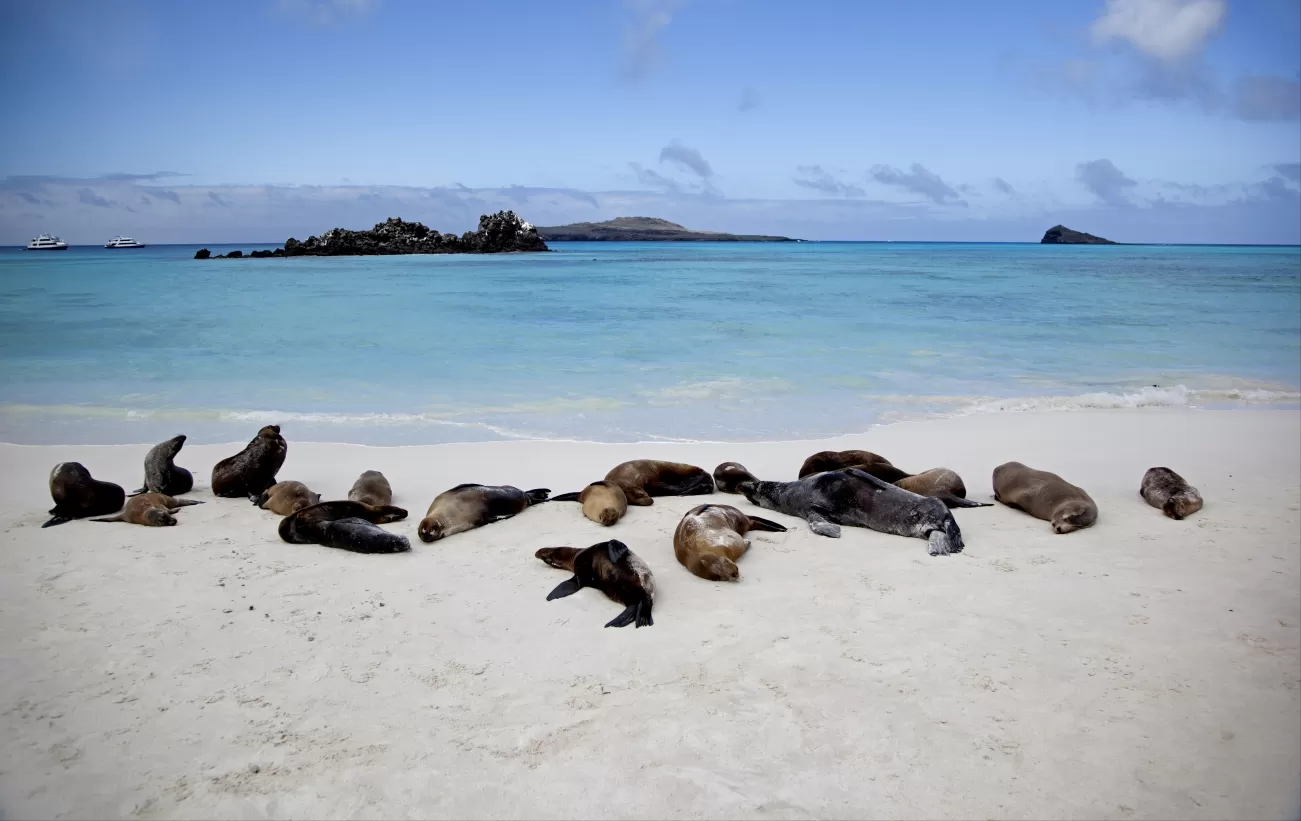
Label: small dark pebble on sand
xmin=380 ymin=603 xmax=385 ymax=607
xmin=249 ymin=605 xmax=255 ymax=611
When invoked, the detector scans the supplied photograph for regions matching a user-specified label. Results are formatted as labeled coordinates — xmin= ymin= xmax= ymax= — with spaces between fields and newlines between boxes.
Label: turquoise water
xmin=0 ymin=242 xmax=1297 ymax=445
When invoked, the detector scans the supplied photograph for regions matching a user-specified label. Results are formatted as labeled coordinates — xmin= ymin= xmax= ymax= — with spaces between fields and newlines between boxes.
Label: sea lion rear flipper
xmin=605 ymin=539 xmax=630 ymax=563
xmin=936 ymin=493 xmax=993 ymax=509
xmin=636 ymin=600 xmax=653 ymax=628
xmin=546 ymin=576 xmax=583 ymax=601
xmin=525 ymin=488 xmax=551 ymax=504
xmin=550 ymin=492 xmax=582 ymax=502
xmin=605 ymin=604 xmax=638 ymax=628
xmin=745 ymin=515 xmax=788 ymax=533
xmin=172 ymin=499 xmax=204 ymax=508
xmin=90 ymin=515 xmax=124 ymax=523
xmin=129 ymin=487 xmax=146 ymax=497
xmin=42 ymin=515 xmax=72 ymax=528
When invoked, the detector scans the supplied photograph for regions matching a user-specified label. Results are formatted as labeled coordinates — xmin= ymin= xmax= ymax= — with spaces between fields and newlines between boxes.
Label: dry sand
xmin=1 ymin=408 xmax=1298 ymax=820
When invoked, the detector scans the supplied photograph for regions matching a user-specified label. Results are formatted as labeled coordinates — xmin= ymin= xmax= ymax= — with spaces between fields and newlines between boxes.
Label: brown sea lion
xmin=43 ymin=462 xmax=126 ymax=527
xmin=278 ymin=500 xmax=410 ymax=553
xmin=252 ymin=480 xmax=321 ymax=516
xmin=1140 ymin=467 xmax=1203 ymax=520
xmin=211 ymin=425 xmax=287 ymax=498
xmin=603 ymin=460 xmax=713 ymax=506
xmin=894 ymin=468 xmax=992 ymax=509
xmin=713 ymin=461 xmax=759 ymax=494
xmin=536 ymin=539 xmax=655 ymax=628
xmin=798 ymin=449 xmax=900 ymax=479
xmin=993 ymin=461 xmax=1098 ymax=534
xmin=131 ymin=434 xmax=193 ymax=496
xmin=551 ymin=481 xmax=628 ymax=526
xmin=93 ymin=492 xmax=203 ymax=526
xmin=673 ymin=503 xmax=786 ymax=581
xmin=417 ymin=484 xmax=550 ymax=543
xmin=348 ymin=470 xmax=393 ymax=508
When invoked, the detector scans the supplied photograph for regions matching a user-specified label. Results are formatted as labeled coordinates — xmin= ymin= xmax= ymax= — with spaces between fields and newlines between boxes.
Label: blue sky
xmin=1 ymin=0 xmax=1299 ymax=243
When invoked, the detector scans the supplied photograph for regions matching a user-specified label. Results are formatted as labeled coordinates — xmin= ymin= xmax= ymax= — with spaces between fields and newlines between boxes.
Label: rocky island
xmin=195 ymin=211 xmax=548 ymax=259
xmin=535 ymin=217 xmax=795 ymax=242
xmin=1040 ymin=225 xmax=1116 ymax=244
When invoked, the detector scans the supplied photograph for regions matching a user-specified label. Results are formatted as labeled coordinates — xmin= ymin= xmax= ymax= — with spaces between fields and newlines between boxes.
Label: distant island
xmin=1040 ymin=225 xmax=1116 ymax=245
xmin=195 ymin=211 xmax=548 ymax=259
xmin=534 ymin=217 xmax=796 ymax=242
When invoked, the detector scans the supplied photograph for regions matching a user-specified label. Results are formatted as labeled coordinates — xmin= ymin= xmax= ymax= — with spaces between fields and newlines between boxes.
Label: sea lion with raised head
xmin=713 ymin=462 xmax=759 ymax=494
xmin=279 ymin=500 xmax=410 ymax=554
xmin=43 ymin=462 xmax=126 ymax=527
xmin=536 ymin=539 xmax=655 ymax=628
xmin=993 ymin=461 xmax=1098 ymax=534
xmin=603 ymin=460 xmax=713 ymax=506
xmin=673 ymin=503 xmax=786 ymax=581
xmin=93 ymin=492 xmax=203 ymax=526
xmin=417 ymin=484 xmax=550 ymax=542
xmin=131 ymin=435 xmax=193 ymax=496
xmin=741 ymin=467 xmax=965 ymax=555
xmin=1140 ymin=467 xmax=1203 ymax=520
xmin=252 ymin=480 xmax=321 ymax=516
xmin=211 ymin=425 xmax=287 ymax=498
xmin=551 ymin=481 xmax=628 ymax=526
xmin=798 ymin=450 xmax=901 ymax=480
xmin=348 ymin=470 xmax=394 ymax=508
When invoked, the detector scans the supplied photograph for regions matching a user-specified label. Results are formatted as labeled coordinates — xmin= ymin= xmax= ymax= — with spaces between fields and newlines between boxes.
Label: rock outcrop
xmin=536 ymin=216 xmax=795 ymax=242
xmin=1040 ymin=225 xmax=1116 ymax=244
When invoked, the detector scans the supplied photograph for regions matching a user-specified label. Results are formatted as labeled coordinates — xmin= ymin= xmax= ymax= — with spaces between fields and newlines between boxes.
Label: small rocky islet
xmin=1040 ymin=224 xmax=1116 ymax=244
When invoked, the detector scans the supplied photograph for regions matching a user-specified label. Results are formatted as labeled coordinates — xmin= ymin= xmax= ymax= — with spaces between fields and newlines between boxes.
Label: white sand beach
xmin=1 ymin=408 xmax=1298 ymax=820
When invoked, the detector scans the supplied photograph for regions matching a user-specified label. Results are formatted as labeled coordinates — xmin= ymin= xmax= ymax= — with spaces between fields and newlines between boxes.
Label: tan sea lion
xmin=279 ymin=500 xmax=410 ymax=553
xmin=603 ymin=460 xmax=713 ymax=506
xmin=713 ymin=461 xmax=759 ymax=494
xmin=894 ymin=468 xmax=992 ymax=509
xmin=673 ymin=503 xmax=786 ymax=581
xmin=417 ymin=484 xmax=550 ymax=543
xmin=211 ymin=425 xmax=287 ymax=498
xmin=536 ymin=539 xmax=655 ymax=628
xmin=993 ymin=461 xmax=1098 ymax=534
xmin=551 ymin=481 xmax=628 ymax=526
xmin=1140 ymin=467 xmax=1203 ymax=520
xmin=131 ymin=434 xmax=193 ymax=496
xmin=798 ymin=449 xmax=901 ymax=479
xmin=252 ymin=480 xmax=321 ymax=516
xmin=92 ymin=492 xmax=203 ymax=526
xmin=44 ymin=462 xmax=126 ymax=527
xmin=348 ymin=470 xmax=393 ymax=507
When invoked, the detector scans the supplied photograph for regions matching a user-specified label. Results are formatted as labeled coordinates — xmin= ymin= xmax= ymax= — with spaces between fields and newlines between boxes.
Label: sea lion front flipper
xmin=807 ymin=509 xmax=841 ymax=538
xmin=636 ymin=600 xmax=653 ymax=628
xmin=525 ymin=488 xmax=551 ymax=504
xmin=42 ymin=515 xmax=72 ymax=528
xmin=550 ymin=491 xmax=582 ymax=502
xmin=745 ymin=515 xmax=788 ymax=533
xmin=936 ymin=493 xmax=993 ymax=509
xmin=547 ymin=576 xmax=583 ymax=601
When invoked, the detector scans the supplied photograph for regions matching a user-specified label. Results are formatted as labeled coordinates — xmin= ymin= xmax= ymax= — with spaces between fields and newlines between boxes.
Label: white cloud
xmin=1090 ymin=0 xmax=1226 ymax=62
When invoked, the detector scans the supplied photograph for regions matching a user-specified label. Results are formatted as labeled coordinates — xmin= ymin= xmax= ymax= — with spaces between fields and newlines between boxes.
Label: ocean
xmin=0 ymin=241 xmax=1297 ymax=445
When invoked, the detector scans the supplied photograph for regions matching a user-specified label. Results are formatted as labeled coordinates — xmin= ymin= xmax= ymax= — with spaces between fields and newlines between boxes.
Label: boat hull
xmin=25 ymin=245 xmax=68 ymax=251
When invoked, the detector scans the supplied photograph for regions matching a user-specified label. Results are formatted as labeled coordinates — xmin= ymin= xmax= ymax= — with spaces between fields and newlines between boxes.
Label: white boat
xmin=104 ymin=236 xmax=146 ymax=249
xmin=26 ymin=233 xmax=69 ymax=251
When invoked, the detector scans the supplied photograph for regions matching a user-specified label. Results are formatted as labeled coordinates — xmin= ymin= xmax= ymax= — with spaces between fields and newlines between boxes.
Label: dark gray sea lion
xmin=799 ymin=451 xmax=986 ymax=509
xmin=603 ymin=460 xmax=713 ymax=506
xmin=798 ymin=450 xmax=902 ymax=480
xmin=1141 ymin=467 xmax=1203 ymax=520
xmin=992 ymin=461 xmax=1098 ymax=534
xmin=348 ymin=470 xmax=393 ymax=508
xmin=211 ymin=425 xmax=287 ymax=498
xmin=673 ymin=503 xmax=786 ymax=581
xmin=535 ymin=539 xmax=655 ymax=628
xmin=252 ymin=480 xmax=321 ymax=516
xmin=43 ymin=462 xmax=126 ymax=527
xmin=417 ymin=484 xmax=550 ymax=542
xmin=131 ymin=435 xmax=193 ymax=496
xmin=741 ymin=468 xmax=965 ymax=555
xmin=551 ymin=481 xmax=628 ymax=526
xmin=278 ymin=500 xmax=410 ymax=554
xmin=713 ymin=461 xmax=759 ymax=494
xmin=93 ymin=492 xmax=203 ymax=526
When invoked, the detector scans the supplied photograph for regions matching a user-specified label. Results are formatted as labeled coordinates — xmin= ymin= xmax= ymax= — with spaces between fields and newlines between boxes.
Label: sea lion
xmin=252 ymin=480 xmax=321 ymax=516
xmin=92 ymin=492 xmax=203 ymax=526
xmin=417 ymin=484 xmax=550 ymax=543
xmin=741 ymin=467 xmax=965 ymax=555
xmin=131 ymin=434 xmax=193 ymax=496
xmin=211 ymin=425 xmax=287 ymax=498
xmin=894 ymin=467 xmax=992 ymax=510
xmin=348 ymin=470 xmax=393 ymax=508
xmin=713 ymin=461 xmax=759 ymax=494
xmin=992 ymin=461 xmax=1098 ymax=534
xmin=535 ymin=539 xmax=655 ymax=628
xmin=551 ymin=481 xmax=628 ymax=526
xmin=1140 ymin=467 xmax=1203 ymax=520
xmin=279 ymin=500 xmax=410 ymax=554
xmin=43 ymin=462 xmax=126 ymax=527
xmin=673 ymin=503 xmax=786 ymax=581
xmin=603 ymin=460 xmax=713 ymax=506
xmin=798 ymin=449 xmax=901 ymax=480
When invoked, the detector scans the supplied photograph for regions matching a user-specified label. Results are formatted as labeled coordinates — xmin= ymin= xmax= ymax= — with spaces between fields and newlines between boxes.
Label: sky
xmin=1 ymin=0 xmax=1299 ymax=244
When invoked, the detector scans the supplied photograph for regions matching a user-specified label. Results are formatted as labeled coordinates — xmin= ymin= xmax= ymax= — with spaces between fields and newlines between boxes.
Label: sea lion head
xmin=534 ymin=547 xmax=568 ymax=568
xmin=258 ymin=425 xmax=281 ymax=439
xmin=146 ymin=508 xmax=178 ymax=527
xmin=713 ymin=462 xmax=758 ymax=494
xmin=416 ymin=516 xmax=443 ymax=543
xmin=695 ymin=553 xmax=740 ymax=582
xmin=1052 ymin=501 xmax=1093 ymax=534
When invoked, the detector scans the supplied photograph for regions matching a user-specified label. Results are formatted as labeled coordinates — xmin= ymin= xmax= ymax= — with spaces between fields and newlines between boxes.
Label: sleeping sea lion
xmin=713 ymin=461 xmax=759 ymax=494
xmin=992 ymin=461 xmax=1098 ymax=534
xmin=673 ymin=503 xmax=786 ymax=581
xmin=93 ymin=492 xmax=203 ymax=526
xmin=279 ymin=500 xmax=410 ymax=554
xmin=252 ymin=480 xmax=321 ymax=516
xmin=550 ymin=481 xmax=628 ymax=526
xmin=603 ymin=460 xmax=713 ymax=506
xmin=798 ymin=450 xmax=901 ymax=480
xmin=44 ymin=462 xmax=126 ymax=527
xmin=1140 ymin=467 xmax=1203 ymax=520
xmin=211 ymin=425 xmax=287 ymax=498
xmin=348 ymin=470 xmax=394 ymax=508
xmin=417 ymin=484 xmax=550 ymax=543
xmin=131 ymin=434 xmax=193 ymax=496
xmin=536 ymin=539 xmax=655 ymax=628
xmin=800 ymin=451 xmax=986 ymax=509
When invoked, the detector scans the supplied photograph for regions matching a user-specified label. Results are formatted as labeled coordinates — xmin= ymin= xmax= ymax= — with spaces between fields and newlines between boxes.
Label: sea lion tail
xmin=745 ymin=515 xmax=788 ymax=533
xmin=550 ymin=491 xmax=582 ymax=502
xmin=41 ymin=515 xmax=73 ymax=528
xmin=937 ymin=493 xmax=994 ymax=509
xmin=525 ymin=488 xmax=551 ymax=504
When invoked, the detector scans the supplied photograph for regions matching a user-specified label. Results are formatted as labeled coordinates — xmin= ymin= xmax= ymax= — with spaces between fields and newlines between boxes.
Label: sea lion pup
xmin=798 ymin=449 xmax=902 ymax=480
xmin=673 ymin=503 xmax=787 ymax=581
xmin=43 ymin=462 xmax=126 ymax=527
xmin=93 ymin=493 xmax=203 ymax=527
xmin=1140 ymin=467 xmax=1203 ymax=520
xmin=535 ymin=539 xmax=655 ymax=628
xmin=603 ymin=460 xmax=713 ymax=506
xmin=252 ymin=480 xmax=321 ymax=516
xmin=417 ymin=484 xmax=550 ymax=543
xmin=713 ymin=462 xmax=759 ymax=494
xmin=211 ymin=425 xmax=287 ymax=498
xmin=551 ymin=481 xmax=628 ymax=526
xmin=348 ymin=470 xmax=394 ymax=508
xmin=992 ymin=461 xmax=1098 ymax=534
xmin=894 ymin=468 xmax=992 ymax=510
xmin=741 ymin=467 xmax=965 ymax=556
xmin=278 ymin=500 xmax=410 ymax=554
xmin=131 ymin=434 xmax=193 ymax=496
